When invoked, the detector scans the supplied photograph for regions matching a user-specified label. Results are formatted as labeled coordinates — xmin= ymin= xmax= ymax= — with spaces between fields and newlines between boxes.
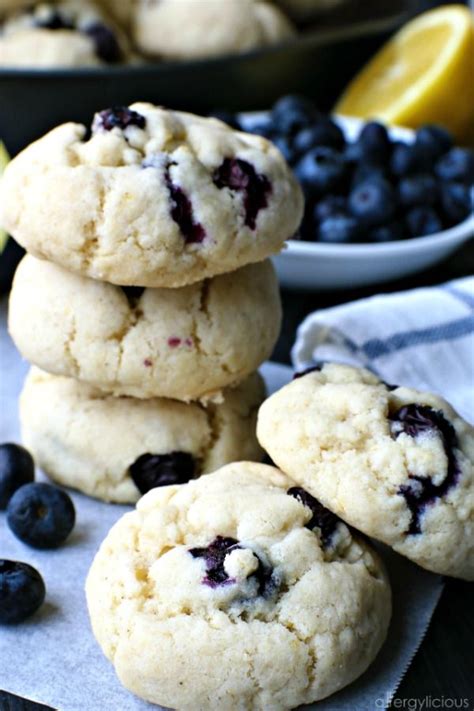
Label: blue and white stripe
xmin=292 ymin=277 xmax=474 ymax=422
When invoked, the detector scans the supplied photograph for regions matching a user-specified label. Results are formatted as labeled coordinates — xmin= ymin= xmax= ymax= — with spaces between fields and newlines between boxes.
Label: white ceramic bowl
xmin=241 ymin=114 xmax=474 ymax=290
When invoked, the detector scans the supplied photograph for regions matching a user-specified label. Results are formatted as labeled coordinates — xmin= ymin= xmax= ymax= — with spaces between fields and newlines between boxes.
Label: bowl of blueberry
xmin=234 ymin=95 xmax=474 ymax=290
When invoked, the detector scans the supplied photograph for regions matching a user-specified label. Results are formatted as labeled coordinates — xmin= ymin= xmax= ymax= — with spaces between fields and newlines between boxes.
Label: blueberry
xmin=440 ymin=182 xmax=472 ymax=225
xmin=398 ymin=173 xmax=438 ymax=207
xmin=189 ymin=536 xmax=276 ymax=596
xmin=293 ymin=119 xmax=345 ymax=154
xmin=390 ymin=142 xmax=426 ymax=177
xmin=83 ymin=22 xmax=121 ymax=63
xmin=415 ymin=125 xmax=452 ymax=163
xmin=390 ymin=404 xmax=460 ymax=535
xmin=351 ymin=162 xmax=389 ymax=188
xmin=94 ymin=106 xmax=146 ymax=132
xmin=208 ymin=110 xmax=241 ymax=130
xmin=435 ymin=147 xmax=474 ymax=184
xmin=0 ymin=443 xmax=35 ymax=510
xmin=406 ymin=206 xmax=442 ymax=237
xmin=247 ymin=120 xmax=275 ymax=139
xmin=357 ymin=121 xmax=391 ymax=164
xmin=129 ymin=452 xmax=196 ymax=494
xmin=34 ymin=9 xmax=74 ymax=30
xmin=165 ymin=164 xmax=206 ymax=243
xmin=294 ymin=146 xmax=347 ymax=196
xmin=287 ymin=487 xmax=340 ymax=547
xmin=7 ymin=483 xmax=75 ymax=549
xmin=348 ymin=178 xmax=397 ymax=226
xmin=272 ymin=134 xmax=298 ymax=165
xmin=0 ymin=560 xmax=45 ymax=624
xmin=271 ymin=94 xmax=320 ymax=135
xmin=368 ymin=220 xmax=405 ymax=243
xmin=317 ymin=213 xmax=361 ymax=243
xmin=213 ymin=158 xmax=271 ymax=229
xmin=313 ymin=195 xmax=346 ymax=223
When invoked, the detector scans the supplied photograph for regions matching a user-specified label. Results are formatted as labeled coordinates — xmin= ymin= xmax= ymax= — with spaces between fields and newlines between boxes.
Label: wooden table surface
xmin=1 ymin=240 xmax=473 ymax=710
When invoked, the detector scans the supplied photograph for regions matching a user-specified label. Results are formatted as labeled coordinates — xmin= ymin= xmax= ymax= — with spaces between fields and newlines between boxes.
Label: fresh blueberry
xmin=398 ymin=173 xmax=438 ymax=207
xmin=351 ymin=162 xmax=389 ymax=188
xmin=435 ymin=147 xmax=474 ymax=184
xmin=272 ymin=134 xmax=298 ymax=165
xmin=7 ymin=483 xmax=75 ymax=549
xmin=390 ymin=404 xmax=460 ymax=534
xmin=83 ymin=22 xmax=121 ymax=63
xmin=0 ymin=560 xmax=46 ymax=624
xmin=287 ymin=487 xmax=340 ymax=547
xmin=271 ymin=94 xmax=320 ymax=135
xmin=129 ymin=452 xmax=196 ymax=494
xmin=348 ymin=178 xmax=397 ymax=226
xmin=415 ymin=125 xmax=452 ymax=163
xmin=313 ymin=195 xmax=346 ymax=223
xmin=390 ymin=142 xmax=426 ymax=177
xmin=368 ymin=220 xmax=405 ymax=243
xmin=293 ymin=119 xmax=345 ymax=154
xmin=440 ymin=182 xmax=472 ymax=225
xmin=165 ymin=164 xmax=206 ymax=244
xmin=406 ymin=206 xmax=442 ymax=237
xmin=208 ymin=110 xmax=241 ymax=130
xmin=317 ymin=213 xmax=361 ymax=243
xmin=294 ymin=146 xmax=347 ymax=196
xmin=213 ymin=158 xmax=271 ymax=229
xmin=0 ymin=443 xmax=35 ymax=510
xmin=356 ymin=121 xmax=391 ymax=164
xmin=94 ymin=106 xmax=146 ymax=132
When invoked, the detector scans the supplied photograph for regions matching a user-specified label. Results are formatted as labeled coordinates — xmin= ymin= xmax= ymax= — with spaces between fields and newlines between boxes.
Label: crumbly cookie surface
xmin=133 ymin=0 xmax=295 ymax=60
xmin=10 ymin=255 xmax=281 ymax=401
xmin=0 ymin=102 xmax=303 ymax=287
xmin=0 ymin=1 xmax=128 ymax=67
xmin=86 ymin=462 xmax=391 ymax=709
xmin=20 ymin=368 xmax=265 ymax=503
xmin=257 ymin=363 xmax=474 ymax=579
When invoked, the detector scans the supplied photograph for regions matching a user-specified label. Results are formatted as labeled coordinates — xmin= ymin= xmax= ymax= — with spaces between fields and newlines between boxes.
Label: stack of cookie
xmin=2 ymin=102 xmax=304 ymax=504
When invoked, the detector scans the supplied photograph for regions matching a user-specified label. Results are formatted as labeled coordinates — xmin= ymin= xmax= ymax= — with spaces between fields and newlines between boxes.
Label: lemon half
xmin=335 ymin=5 xmax=474 ymax=143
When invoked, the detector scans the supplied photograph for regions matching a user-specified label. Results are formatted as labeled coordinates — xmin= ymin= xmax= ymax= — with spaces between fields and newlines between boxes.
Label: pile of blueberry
xmin=0 ymin=443 xmax=75 ymax=624
xmin=212 ymin=95 xmax=474 ymax=244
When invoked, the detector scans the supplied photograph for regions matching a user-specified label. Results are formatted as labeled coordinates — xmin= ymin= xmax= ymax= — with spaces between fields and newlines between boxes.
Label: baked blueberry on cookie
xmin=0 ymin=1 xmax=128 ymax=67
xmin=0 ymin=103 xmax=303 ymax=287
xmin=20 ymin=368 xmax=265 ymax=503
xmin=9 ymin=255 xmax=281 ymax=401
xmin=257 ymin=363 xmax=474 ymax=579
xmin=133 ymin=0 xmax=295 ymax=60
xmin=85 ymin=462 xmax=391 ymax=709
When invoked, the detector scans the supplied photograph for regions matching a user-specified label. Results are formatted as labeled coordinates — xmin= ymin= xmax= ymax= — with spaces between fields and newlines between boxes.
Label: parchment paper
xmin=0 ymin=301 xmax=443 ymax=711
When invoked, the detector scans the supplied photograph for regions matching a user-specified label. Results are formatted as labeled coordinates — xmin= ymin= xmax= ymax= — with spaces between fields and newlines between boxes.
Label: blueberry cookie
xmin=134 ymin=0 xmax=295 ymax=61
xmin=86 ymin=462 xmax=391 ymax=709
xmin=0 ymin=1 xmax=129 ymax=67
xmin=10 ymin=255 xmax=281 ymax=402
xmin=1 ymin=103 xmax=303 ymax=288
xmin=257 ymin=363 xmax=474 ymax=580
xmin=20 ymin=368 xmax=265 ymax=503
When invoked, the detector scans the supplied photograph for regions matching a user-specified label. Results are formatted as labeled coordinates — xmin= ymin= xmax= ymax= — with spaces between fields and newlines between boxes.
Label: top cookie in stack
xmin=1 ymin=103 xmax=303 ymax=288
xmin=2 ymin=104 xmax=303 ymax=502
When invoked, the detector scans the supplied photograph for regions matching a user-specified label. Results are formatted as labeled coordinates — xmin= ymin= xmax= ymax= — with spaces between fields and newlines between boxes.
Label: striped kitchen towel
xmin=292 ymin=277 xmax=474 ymax=423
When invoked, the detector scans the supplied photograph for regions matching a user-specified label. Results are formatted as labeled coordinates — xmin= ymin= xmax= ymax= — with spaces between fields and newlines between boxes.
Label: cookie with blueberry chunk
xmin=0 ymin=0 xmax=129 ymax=68
xmin=9 ymin=255 xmax=281 ymax=402
xmin=0 ymin=102 xmax=303 ymax=287
xmin=20 ymin=368 xmax=266 ymax=503
xmin=133 ymin=0 xmax=295 ymax=61
xmin=85 ymin=462 xmax=391 ymax=710
xmin=257 ymin=363 xmax=474 ymax=580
